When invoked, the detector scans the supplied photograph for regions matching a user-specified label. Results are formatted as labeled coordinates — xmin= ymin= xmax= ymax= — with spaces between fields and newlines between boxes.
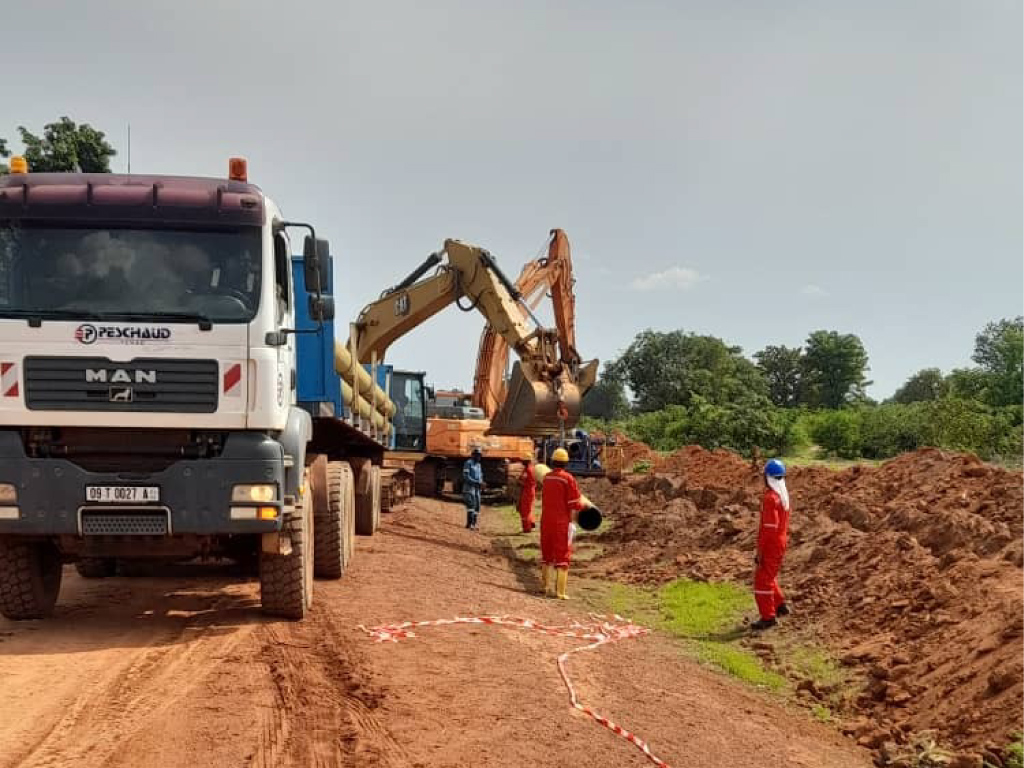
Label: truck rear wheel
xmin=354 ymin=461 xmax=374 ymax=536
xmin=75 ymin=558 xmax=117 ymax=579
xmin=0 ymin=540 xmax=63 ymax=620
xmin=314 ymin=461 xmax=354 ymax=579
xmin=260 ymin=486 xmax=313 ymax=620
xmin=342 ymin=465 xmax=356 ymax=565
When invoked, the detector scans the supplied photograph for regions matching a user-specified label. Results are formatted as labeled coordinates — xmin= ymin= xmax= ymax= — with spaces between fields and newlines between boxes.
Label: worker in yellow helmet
xmin=539 ymin=447 xmax=583 ymax=599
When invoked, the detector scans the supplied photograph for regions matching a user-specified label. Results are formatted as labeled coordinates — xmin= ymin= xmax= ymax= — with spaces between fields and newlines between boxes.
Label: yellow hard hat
xmin=551 ymin=447 xmax=569 ymax=463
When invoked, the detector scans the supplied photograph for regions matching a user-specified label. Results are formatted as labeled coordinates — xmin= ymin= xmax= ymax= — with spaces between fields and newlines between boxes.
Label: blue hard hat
xmin=764 ymin=459 xmax=786 ymax=478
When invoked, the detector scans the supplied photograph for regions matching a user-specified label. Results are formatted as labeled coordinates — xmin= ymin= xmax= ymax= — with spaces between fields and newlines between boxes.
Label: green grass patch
xmin=657 ymin=578 xmax=751 ymax=637
xmin=810 ymin=704 xmax=834 ymax=723
xmin=696 ymin=642 xmax=785 ymax=690
xmin=785 ymin=644 xmax=848 ymax=691
xmin=584 ymin=578 xmax=784 ymax=690
xmin=990 ymin=732 xmax=1024 ymax=768
xmin=782 ymin=454 xmax=882 ymax=471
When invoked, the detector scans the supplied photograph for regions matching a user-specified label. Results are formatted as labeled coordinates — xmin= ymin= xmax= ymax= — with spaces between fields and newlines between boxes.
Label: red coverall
xmin=540 ymin=468 xmax=583 ymax=568
xmin=754 ymin=487 xmax=790 ymax=620
xmin=518 ymin=463 xmax=537 ymax=533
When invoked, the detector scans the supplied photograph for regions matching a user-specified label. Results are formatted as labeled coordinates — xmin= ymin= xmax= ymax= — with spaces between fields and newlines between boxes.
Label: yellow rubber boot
xmin=541 ymin=564 xmax=554 ymax=596
xmin=555 ymin=568 xmax=570 ymax=600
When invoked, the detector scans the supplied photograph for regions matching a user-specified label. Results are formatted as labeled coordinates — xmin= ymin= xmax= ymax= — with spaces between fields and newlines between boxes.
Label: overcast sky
xmin=3 ymin=0 xmax=1020 ymax=398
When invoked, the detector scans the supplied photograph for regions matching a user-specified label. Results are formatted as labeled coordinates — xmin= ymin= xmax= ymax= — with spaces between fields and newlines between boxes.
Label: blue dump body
xmin=291 ymin=257 xmax=395 ymax=450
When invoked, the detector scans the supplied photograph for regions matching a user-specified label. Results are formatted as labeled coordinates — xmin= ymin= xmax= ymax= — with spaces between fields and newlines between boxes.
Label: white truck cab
xmin=0 ymin=158 xmax=379 ymax=620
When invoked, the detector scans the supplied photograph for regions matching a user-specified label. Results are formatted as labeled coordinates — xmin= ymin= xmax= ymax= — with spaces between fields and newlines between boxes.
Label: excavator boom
xmin=352 ymin=237 xmax=596 ymax=438
xmin=472 ymin=229 xmax=597 ymax=426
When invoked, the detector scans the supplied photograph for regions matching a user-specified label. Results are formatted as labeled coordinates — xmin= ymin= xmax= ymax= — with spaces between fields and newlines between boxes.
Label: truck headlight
xmin=232 ymin=484 xmax=277 ymax=503
xmin=0 ymin=484 xmax=17 ymax=504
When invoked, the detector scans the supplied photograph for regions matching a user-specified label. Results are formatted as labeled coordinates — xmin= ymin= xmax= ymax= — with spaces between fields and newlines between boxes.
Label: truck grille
xmin=81 ymin=511 xmax=169 ymax=536
xmin=24 ymin=357 xmax=218 ymax=413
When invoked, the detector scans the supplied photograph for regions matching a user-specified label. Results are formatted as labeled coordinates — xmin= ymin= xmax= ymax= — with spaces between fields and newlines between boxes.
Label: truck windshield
xmin=0 ymin=224 xmax=262 ymax=322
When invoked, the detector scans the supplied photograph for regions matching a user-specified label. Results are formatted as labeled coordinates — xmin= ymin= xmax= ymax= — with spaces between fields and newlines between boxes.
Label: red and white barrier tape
xmin=358 ymin=614 xmax=671 ymax=768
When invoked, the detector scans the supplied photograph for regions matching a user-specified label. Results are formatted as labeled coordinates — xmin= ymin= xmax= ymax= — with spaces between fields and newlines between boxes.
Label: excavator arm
xmin=472 ymin=229 xmax=596 ymax=421
xmin=351 ymin=238 xmax=596 ymax=437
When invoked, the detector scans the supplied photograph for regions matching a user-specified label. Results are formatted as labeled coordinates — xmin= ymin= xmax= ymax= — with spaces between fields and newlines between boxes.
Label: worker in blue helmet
xmin=463 ymin=448 xmax=484 ymax=530
xmin=752 ymin=458 xmax=791 ymax=630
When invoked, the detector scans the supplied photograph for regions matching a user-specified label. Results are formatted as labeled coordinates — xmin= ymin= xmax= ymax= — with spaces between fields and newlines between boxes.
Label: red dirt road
xmin=0 ymin=498 xmax=871 ymax=768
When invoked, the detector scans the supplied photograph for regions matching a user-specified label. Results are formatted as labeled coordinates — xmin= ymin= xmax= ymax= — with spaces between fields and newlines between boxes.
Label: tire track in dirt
xmin=252 ymin=588 xmax=409 ymax=768
xmin=3 ymin=585 xmax=260 ymax=768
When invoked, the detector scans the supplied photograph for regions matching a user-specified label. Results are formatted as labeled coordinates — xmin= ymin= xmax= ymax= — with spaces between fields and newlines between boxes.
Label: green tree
xmin=17 ymin=117 xmax=116 ymax=172
xmin=890 ymin=367 xmax=948 ymax=404
xmin=801 ymin=330 xmax=871 ymax=409
xmin=0 ymin=137 xmax=8 ymax=174
xmin=582 ymin=368 xmax=629 ymax=421
xmin=607 ymin=329 xmax=766 ymax=412
xmin=754 ymin=345 xmax=804 ymax=407
xmin=946 ymin=367 xmax=990 ymax=401
xmin=972 ymin=317 xmax=1023 ymax=407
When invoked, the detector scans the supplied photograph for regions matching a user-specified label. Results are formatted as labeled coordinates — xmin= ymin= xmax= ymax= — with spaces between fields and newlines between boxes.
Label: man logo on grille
xmin=75 ymin=324 xmax=98 ymax=344
xmin=109 ymin=386 xmax=133 ymax=403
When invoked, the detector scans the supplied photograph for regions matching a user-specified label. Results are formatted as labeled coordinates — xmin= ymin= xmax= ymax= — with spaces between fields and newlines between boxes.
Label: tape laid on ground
xmin=358 ymin=614 xmax=671 ymax=768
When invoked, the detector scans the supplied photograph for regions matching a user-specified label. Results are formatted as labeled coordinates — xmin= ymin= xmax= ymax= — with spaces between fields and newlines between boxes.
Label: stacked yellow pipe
xmin=333 ymin=341 xmax=396 ymax=417
xmin=340 ymin=380 xmax=391 ymax=434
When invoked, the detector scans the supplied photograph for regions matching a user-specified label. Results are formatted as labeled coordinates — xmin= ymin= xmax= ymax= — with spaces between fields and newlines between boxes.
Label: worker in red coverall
xmin=752 ymin=458 xmax=791 ymax=630
xmin=540 ymin=448 xmax=584 ymax=599
xmin=518 ymin=457 xmax=537 ymax=533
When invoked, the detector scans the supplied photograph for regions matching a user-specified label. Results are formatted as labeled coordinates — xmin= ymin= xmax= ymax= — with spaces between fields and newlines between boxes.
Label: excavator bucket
xmin=577 ymin=359 xmax=599 ymax=395
xmin=487 ymin=362 xmax=583 ymax=438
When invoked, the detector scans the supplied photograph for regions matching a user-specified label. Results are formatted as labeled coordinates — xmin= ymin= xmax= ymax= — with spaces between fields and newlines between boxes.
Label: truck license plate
xmin=85 ymin=486 xmax=160 ymax=504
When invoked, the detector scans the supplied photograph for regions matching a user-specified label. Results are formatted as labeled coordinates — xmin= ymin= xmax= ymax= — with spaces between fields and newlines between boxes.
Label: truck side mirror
xmin=302 ymin=235 xmax=320 ymax=291
xmin=308 ymin=294 xmax=335 ymax=322
xmin=303 ymin=236 xmax=332 ymax=293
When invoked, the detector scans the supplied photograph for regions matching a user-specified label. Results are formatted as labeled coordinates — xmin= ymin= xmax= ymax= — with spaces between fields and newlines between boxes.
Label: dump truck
xmin=0 ymin=156 xmax=420 ymax=621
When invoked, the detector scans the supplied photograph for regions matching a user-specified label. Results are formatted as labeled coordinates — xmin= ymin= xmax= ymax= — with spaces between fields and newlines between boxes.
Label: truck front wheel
xmin=0 ymin=540 xmax=63 ymax=620
xmin=260 ymin=487 xmax=313 ymax=620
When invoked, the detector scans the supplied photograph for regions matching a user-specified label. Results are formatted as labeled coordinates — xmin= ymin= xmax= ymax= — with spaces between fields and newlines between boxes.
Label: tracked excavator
xmin=476 ymin=231 xmax=623 ymax=487
xmin=348 ymin=232 xmax=598 ymax=497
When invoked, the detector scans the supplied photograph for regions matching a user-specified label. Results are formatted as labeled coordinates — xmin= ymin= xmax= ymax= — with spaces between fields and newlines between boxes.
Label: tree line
xmin=0 ymin=117 xmax=116 ymax=174
xmin=583 ymin=319 xmax=1023 ymax=463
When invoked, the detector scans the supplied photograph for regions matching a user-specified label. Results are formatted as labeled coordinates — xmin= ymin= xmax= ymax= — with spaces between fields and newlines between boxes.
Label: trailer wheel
xmin=370 ymin=465 xmax=382 ymax=533
xmin=75 ymin=558 xmax=116 ymax=579
xmin=0 ymin=539 xmax=63 ymax=620
xmin=414 ymin=460 xmax=439 ymax=497
xmin=260 ymin=483 xmax=313 ymax=620
xmin=314 ymin=461 xmax=353 ymax=580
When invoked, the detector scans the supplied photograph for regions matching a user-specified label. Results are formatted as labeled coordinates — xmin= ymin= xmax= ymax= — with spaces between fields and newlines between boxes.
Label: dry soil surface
xmin=0 ymin=497 xmax=871 ymax=768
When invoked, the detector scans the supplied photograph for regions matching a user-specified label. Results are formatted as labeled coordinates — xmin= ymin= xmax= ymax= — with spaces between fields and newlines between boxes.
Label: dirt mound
xmin=579 ymin=448 xmax=1024 ymax=762
xmin=655 ymin=445 xmax=761 ymax=488
xmin=592 ymin=431 xmax=659 ymax=467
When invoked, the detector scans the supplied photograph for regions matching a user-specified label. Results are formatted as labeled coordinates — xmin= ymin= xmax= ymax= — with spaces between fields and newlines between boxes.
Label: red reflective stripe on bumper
xmin=223 ymin=363 xmax=242 ymax=395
